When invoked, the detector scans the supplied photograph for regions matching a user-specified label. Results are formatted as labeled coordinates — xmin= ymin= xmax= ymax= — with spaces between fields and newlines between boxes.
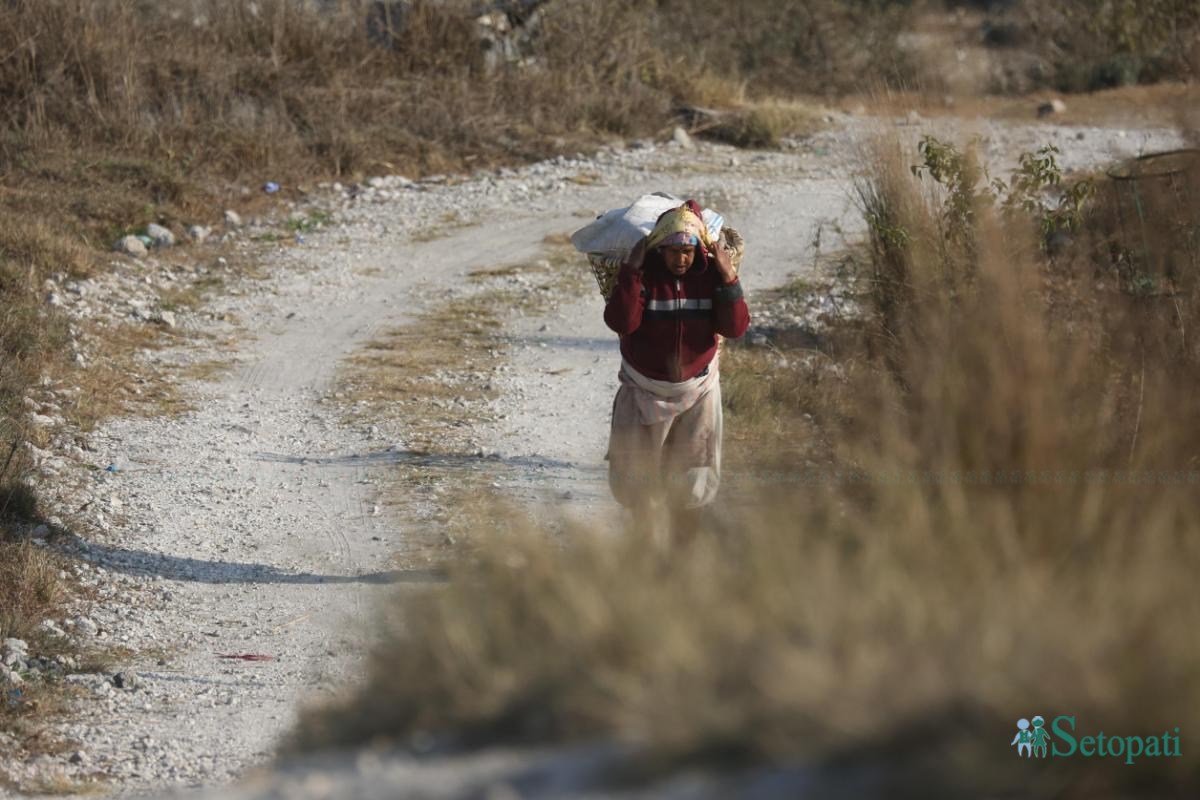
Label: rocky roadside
xmin=1 ymin=113 xmax=1184 ymax=798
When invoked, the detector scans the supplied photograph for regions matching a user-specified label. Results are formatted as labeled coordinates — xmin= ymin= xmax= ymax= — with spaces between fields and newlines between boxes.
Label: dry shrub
xmin=0 ymin=0 xmax=689 ymax=182
xmin=701 ymin=102 xmax=826 ymax=149
xmin=291 ymin=134 xmax=1200 ymax=797
xmin=0 ymin=0 xmax=925 ymax=189
xmin=660 ymin=0 xmax=921 ymax=98
xmin=0 ymin=220 xmax=72 ymax=514
xmin=986 ymin=0 xmax=1200 ymax=92
xmin=0 ymin=541 xmax=63 ymax=641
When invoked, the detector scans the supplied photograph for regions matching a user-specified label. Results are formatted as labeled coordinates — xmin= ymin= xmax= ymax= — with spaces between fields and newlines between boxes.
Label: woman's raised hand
xmin=710 ymin=241 xmax=737 ymax=284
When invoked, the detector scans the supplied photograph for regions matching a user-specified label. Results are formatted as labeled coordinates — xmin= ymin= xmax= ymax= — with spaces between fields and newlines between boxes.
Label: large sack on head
xmin=571 ymin=193 xmax=725 ymax=260
xmin=572 ymin=193 xmax=743 ymax=301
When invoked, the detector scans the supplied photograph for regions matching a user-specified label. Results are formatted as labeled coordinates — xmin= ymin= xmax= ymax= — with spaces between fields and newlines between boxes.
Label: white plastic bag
xmin=571 ymin=193 xmax=725 ymax=260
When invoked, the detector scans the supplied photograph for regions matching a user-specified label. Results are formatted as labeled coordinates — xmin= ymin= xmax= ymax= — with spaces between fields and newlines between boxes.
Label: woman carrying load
xmin=603 ymin=200 xmax=750 ymax=544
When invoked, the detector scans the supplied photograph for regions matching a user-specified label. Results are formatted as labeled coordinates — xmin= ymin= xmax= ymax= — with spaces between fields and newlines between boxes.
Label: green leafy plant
xmin=912 ymin=135 xmax=989 ymax=258
xmin=912 ymin=138 xmax=1095 ymax=254
xmin=995 ymin=145 xmax=1096 ymax=239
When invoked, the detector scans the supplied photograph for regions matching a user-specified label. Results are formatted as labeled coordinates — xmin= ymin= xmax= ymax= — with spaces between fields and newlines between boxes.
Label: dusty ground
xmin=1 ymin=112 xmax=1184 ymax=799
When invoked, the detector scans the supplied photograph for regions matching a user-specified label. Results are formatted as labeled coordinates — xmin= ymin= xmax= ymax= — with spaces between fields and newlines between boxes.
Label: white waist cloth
xmin=618 ymin=357 xmax=718 ymax=426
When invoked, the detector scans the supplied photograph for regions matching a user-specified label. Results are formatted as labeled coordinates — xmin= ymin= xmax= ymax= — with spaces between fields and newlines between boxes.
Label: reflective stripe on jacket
xmin=603 ymin=252 xmax=750 ymax=382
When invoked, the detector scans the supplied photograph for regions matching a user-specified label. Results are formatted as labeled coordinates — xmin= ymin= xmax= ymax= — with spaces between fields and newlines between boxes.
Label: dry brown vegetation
xmin=0 ymin=0 xmax=887 ymax=704
xmin=292 ymin=134 xmax=1200 ymax=796
xmin=0 ymin=542 xmax=63 ymax=641
xmin=1005 ymin=0 xmax=1200 ymax=92
xmin=1 ymin=0 xmax=1198 ymax=791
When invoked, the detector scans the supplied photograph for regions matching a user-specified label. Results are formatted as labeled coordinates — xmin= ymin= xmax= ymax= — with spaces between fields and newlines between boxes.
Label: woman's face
xmin=659 ymin=244 xmax=696 ymax=276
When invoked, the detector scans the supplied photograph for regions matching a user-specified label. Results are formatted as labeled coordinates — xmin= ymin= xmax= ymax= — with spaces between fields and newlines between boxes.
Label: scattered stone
xmin=69 ymin=751 xmax=88 ymax=765
xmin=145 ymin=223 xmax=176 ymax=248
xmin=223 ymin=210 xmax=243 ymax=227
xmin=671 ymin=126 xmax=695 ymax=149
xmin=1037 ymin=98 xmax=1067 ymax=118
xmin=154 ymin=310 xmax=177 ymax=328
xmin=0 ymin=664 xmax=23 ymax=685
xmin=114 ymin=236 xmax=148 ymax=258
xmin=38 ymin=620 xmax=67 ymax=638
xmin=112 ymin=670 xmax=139 ymax=690
xmin=72 ymin=617 xmax=100 ymax=638
xmin=187 ymin=224 xmax=212 ymax=243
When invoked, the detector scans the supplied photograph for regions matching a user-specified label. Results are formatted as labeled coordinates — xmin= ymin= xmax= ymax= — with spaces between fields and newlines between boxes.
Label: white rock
xmin=0 ymin=664 xmax=23 ymax=685
xmin=2 ymin=638 xmax=28 ymax=655
xmin=187 ymin=225 xmax=212 ymax=243
xmin=154 ymin=311 xmax=177 ymax=328
xmin=223 ymin=210 xmax=243 ymax=227
xmin=38 ymin=620 xmax=67 ymax=638
xmin=73 ymin=617 xmax=100 ymax=637
xmin=145 ymin=223 xmax=175 ymax=248
xmin=114 ymin=236 xmax=148 ymax=258
xmin=1037 ymin=98 xmax=1067 ymax=117
xmin=672 ymin=126 xmax=695 ymax=149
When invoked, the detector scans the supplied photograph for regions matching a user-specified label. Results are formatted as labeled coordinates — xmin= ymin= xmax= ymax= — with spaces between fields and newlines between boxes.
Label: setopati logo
xmin=1011 ymin=716 xmax=1182 ymax=765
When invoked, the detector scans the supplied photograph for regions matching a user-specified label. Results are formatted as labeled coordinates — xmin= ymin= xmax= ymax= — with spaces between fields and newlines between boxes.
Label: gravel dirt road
xmin=3 ymin=115 xmax=1183 ymax=799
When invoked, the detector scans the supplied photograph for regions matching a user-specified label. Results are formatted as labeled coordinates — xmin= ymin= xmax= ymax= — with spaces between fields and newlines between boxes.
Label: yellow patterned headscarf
xmin=645 ymin=200 xmax=712 ymax=251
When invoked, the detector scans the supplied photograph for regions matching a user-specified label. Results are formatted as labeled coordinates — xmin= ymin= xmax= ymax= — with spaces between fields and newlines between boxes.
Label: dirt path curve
xmin=20 ymin=116 xmax=1182 ymax=799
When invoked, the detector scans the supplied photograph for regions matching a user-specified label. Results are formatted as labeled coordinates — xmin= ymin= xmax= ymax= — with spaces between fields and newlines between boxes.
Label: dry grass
xmin=854 ymin=83 xmax=1200 ymax=129
xmin=0 ymin=680 xmax=81 ymax=762
xmin=2 ymin=0 xmax=1198 ymax=788
xmin=0 ymin=0 xmax=868 ymax=596
xmin=291 ymin=133 xmax=1200 ymax=796
xmin=700 ymin=100 xmax=827 ymax=149
xmin=0 ymin=542 xmax=63 ymax=641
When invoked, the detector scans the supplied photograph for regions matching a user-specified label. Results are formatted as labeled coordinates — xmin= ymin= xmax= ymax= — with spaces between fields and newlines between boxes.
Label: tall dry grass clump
xmin=291 ymin=136 xmax=1200 ymax=797
xmin=0 ymin=541 xmax=63 ymax=642
xmin=0 ymin=220 xmax=71 ymax=645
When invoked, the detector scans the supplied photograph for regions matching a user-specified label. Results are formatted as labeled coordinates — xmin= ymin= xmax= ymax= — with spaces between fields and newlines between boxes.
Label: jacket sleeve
xmin=713 ymin=277 xmax=750 ymax=338
xmin=603 ymin=263 xmax=645 ymax=335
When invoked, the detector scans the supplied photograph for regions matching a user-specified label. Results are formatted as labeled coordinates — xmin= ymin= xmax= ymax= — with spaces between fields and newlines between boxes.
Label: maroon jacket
xmin=603 ymin=250 xmax=750 ymax=382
